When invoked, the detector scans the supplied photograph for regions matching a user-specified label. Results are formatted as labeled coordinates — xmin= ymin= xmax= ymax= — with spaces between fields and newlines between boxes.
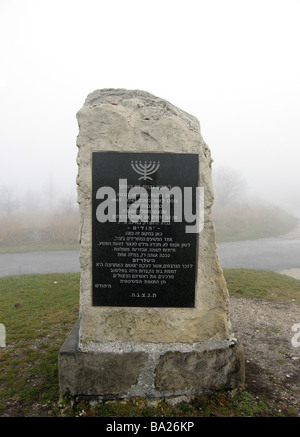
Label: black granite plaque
xmin=92 ymin=152 xmax=199 ymax=307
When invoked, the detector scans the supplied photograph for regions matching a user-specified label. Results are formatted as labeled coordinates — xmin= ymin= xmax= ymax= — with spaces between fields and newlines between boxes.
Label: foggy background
xmin=1 ymin=0 xmax=300 ymax=218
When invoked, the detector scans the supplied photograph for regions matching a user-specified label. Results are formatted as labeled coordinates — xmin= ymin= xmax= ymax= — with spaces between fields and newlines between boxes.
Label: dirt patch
xmin=230 ymin=297 xmax=300 ymax=415
xmin=278 ymin=268 xmax=300 ymax=280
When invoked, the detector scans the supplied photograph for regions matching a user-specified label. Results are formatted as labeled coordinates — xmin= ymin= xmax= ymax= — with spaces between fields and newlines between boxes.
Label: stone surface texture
xmin=58 ymin=320 xmax=245 ymax=399
xmin=76 ymin=89 xmax=231 ymax=347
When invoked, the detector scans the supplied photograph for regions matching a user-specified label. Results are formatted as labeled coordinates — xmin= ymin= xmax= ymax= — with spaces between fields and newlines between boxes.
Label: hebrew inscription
xmin=92 ymin=152 xmax=199 ymax=307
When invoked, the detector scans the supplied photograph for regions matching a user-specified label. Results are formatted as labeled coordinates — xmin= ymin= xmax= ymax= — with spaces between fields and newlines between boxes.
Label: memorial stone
xmin=58 ymin=89 xmax=245 ymax=400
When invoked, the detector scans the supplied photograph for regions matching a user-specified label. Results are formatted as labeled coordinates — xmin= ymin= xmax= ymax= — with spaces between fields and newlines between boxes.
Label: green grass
xmin=0 ymin=273 xmax=80 ymax=415
xmin=0 ymin=270 xmax=299 ymax=417
xmin=224 ymin=268 xmax=300 ymax=303
xmin=65 ymin=391 xmax=269 ymax=417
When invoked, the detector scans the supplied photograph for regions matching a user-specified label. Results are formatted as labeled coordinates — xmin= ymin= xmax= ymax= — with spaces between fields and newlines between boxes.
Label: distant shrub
xmin=0 ymin=210 xmax=80 ymax=252
xmin=212 ymin=203 xmax=298 ymax=242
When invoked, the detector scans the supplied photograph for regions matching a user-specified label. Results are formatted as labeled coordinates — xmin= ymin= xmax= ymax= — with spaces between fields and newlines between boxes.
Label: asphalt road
xmin=0 ymin=250 xmax=80 ymax=278
xmin=0 ymin=230 xmax=299 ymax=278
xmin=216 ymin=237 xmax=300 ymax=271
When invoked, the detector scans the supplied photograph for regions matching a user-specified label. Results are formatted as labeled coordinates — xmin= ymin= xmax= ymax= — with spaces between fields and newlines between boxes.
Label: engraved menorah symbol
xmin=131 ymin=160 xmax=160 ymax=180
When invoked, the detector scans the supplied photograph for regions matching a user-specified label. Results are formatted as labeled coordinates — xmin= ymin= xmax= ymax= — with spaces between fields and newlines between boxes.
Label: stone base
xmin=58 ymin=320 xmax=245 ymax=401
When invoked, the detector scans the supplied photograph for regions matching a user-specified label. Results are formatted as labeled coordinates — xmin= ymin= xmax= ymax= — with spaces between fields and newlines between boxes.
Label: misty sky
xmin=1 ymin=0 xmax=300 ymax=214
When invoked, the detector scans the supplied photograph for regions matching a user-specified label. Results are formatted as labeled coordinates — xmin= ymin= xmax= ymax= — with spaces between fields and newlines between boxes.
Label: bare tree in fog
xmin=43 ymin=174 xmax=58 ymax=210
xmin=60 ymin=192 xmax=78 ymax=214
xmin=23 ymin=189 xmax=42 ymax=213
xmin=0 ymin=185 xmax=19 ymax=216
xmin=213 ymin=167 xmax=246 ymax=207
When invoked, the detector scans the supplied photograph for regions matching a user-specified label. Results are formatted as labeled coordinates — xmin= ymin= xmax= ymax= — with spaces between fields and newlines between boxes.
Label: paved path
xmin=216 ymin=237 xmax=300 ymax=271
xmin=0 ymin=225 xmax=299 ymax=278
xmin=0 ymin=251 xmax=80 ymax=277
xmin=216 ymin=224 xmax=300 ymax=278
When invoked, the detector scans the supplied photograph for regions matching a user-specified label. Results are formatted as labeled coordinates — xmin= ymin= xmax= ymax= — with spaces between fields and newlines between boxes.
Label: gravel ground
xmin=229 ymin=296 xmax=300 ymax=415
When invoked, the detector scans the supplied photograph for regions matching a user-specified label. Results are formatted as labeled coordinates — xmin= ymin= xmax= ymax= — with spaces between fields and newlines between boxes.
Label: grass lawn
xmin=0 ymin=270 xmax=299 ymax=417
xmin=224 ymin=268 xmax=300 ymax=303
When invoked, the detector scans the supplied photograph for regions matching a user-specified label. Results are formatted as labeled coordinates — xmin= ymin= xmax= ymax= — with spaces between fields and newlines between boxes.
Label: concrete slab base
xmin=58 ymin=320 xmax=245 ymax=401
